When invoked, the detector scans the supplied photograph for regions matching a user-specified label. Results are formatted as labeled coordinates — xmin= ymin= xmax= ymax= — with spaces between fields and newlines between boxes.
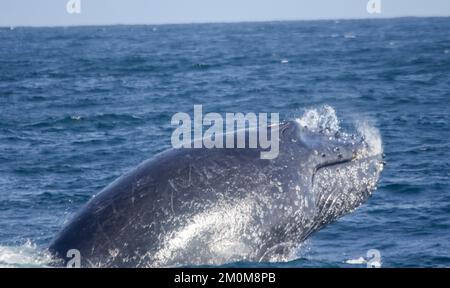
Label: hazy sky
xmin=1 ymin=0 xmax=450 ymax=27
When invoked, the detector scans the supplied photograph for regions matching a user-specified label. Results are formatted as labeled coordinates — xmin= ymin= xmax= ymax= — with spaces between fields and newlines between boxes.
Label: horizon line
xmin=1 ymin=15 xmax=449 ymax=29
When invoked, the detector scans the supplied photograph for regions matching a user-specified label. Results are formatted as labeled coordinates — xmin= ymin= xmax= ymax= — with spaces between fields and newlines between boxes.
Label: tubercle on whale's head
xmin=279 ymin=120 xmax=363 ymax=170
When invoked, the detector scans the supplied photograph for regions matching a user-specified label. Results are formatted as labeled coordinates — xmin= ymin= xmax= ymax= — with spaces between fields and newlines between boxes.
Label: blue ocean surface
xmin=0 ymin=17 xmax=449 ymax=267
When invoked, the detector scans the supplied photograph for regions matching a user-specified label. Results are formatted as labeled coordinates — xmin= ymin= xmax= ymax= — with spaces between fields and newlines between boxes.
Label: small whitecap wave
xmin=345 ymin=257 xmax=367 ymax=265
xmin=344 ymin=33 xmax=356 ymax=39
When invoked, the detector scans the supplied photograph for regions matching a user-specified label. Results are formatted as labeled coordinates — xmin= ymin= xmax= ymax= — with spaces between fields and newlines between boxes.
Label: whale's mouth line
xmin=311 ymin=157 xmax=354 ymax=185
xmin=311 ymin=153 xmax=384 ymax=185
xmin=315 ymin=158 xmax=354 ymax=172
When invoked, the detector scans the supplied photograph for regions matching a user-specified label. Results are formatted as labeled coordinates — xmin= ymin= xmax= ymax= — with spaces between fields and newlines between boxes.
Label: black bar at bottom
xmin=1 ymin=267 xmax=447 ymax=287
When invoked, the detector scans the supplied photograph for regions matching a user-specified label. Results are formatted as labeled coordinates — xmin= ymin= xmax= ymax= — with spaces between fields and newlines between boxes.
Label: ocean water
xmin=0 ymin=17 xmax=449 ymax=268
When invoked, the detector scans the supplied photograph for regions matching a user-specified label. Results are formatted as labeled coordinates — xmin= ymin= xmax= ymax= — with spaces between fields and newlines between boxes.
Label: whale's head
xmin=279 ymin=115 xmax=384 ymax=226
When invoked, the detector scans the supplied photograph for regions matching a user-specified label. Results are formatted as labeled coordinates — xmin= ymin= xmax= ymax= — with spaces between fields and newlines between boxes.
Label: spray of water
xmin=296 ymin=105 xmax=341 ymax=134
xmin=0 ymin=241 xmax=53 ymax=268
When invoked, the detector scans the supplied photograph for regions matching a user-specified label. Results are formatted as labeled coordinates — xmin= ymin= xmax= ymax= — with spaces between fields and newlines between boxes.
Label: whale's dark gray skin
xmin=49 ymin=121 xmax=384 ymax=267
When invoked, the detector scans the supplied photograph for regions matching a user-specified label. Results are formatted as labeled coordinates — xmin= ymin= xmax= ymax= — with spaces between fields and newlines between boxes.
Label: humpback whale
xmin=49 ymin=117 xmax=384 ymax=267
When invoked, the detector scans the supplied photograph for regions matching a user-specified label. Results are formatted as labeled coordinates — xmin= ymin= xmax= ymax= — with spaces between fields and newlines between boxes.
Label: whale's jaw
xmin=312 ymin=154 xmax=384 ymax=226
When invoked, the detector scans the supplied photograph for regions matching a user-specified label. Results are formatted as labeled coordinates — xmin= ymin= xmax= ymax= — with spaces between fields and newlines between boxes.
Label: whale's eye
xmin=280 ymin=123 xmax=290 ymax=135
xmin=322 ymin=153 xmax=326 ymax=158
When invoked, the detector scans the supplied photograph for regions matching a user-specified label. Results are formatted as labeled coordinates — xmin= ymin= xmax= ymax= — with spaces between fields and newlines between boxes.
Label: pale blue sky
xmin=1 ymin=0 xmax=450 ymax=27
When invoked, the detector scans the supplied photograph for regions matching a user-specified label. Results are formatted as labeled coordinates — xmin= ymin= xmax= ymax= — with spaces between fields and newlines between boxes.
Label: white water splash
xmin=296 ymin=105 xmax=340 ymax=134
xmin=151 ymin=198 xmax=255 ymax=267
xmin=0 ymin=241 xmax=52 ymax=268
xmin=356 ymin=120 xmax=383 ymax=157
xmin=296 ymin=105 xmax=383 ymax=158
